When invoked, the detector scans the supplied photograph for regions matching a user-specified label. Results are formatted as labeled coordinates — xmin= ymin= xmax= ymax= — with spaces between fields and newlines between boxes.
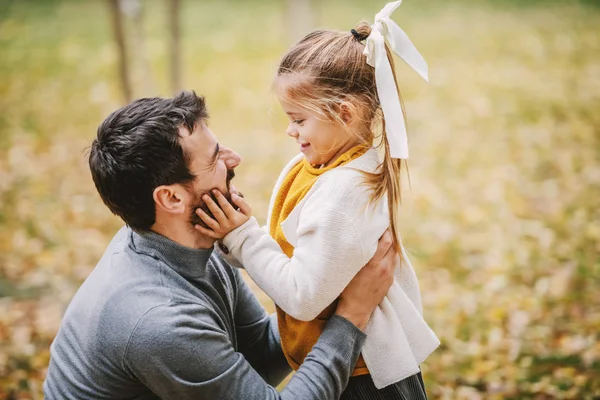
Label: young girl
xmin=195 ymin=2 xmax=439 ymax=398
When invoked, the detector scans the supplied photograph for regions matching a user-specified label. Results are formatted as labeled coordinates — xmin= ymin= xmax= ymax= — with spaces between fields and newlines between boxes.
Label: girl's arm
xmin=196 ymin=185 xmax=389 ymax=322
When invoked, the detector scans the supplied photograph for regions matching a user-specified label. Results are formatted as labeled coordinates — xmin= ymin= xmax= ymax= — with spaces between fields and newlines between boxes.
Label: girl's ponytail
xmin=365 ymin=44 xmax=406 ymax=256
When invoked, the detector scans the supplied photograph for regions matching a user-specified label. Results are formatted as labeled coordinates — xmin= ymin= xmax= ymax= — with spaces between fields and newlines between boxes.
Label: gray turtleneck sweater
xmin=44 ymin=227 xmax=366 ymax=399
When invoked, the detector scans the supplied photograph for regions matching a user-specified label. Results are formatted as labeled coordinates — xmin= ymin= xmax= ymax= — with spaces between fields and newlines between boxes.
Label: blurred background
xmin=0 ymin=0 xmax=599 ymax=398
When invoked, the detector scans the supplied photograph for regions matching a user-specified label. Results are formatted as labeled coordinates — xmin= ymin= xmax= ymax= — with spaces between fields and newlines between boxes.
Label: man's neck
xmin=151 ymin=220 xmax=215 ymax=249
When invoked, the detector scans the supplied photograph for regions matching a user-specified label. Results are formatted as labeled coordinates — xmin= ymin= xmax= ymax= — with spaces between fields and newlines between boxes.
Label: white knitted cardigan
xmin=221 ymin=147 xmax=439 ymax=388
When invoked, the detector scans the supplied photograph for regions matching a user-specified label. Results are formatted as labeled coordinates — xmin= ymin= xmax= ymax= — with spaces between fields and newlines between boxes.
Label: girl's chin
xmin=304 ymin=155 xmax=326 ymax=167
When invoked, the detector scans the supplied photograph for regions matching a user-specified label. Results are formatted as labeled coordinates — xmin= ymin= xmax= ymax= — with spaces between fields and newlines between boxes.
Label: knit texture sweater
xmin=223 ymin=147 xmax=440 ymax=389
xmin=270 ymin=145 xmax=370 ymax=376
xmin=44 ymin=227 xmax=367 ymax=399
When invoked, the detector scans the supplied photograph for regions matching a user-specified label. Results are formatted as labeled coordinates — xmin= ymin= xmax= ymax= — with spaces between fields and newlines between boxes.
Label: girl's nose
xmin=286 ymin=125 xmax=298 ymax=139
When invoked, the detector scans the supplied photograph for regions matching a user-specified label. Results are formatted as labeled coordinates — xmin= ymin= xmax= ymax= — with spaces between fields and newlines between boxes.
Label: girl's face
xmin=280 ymin=99 xmax=359 ymax=167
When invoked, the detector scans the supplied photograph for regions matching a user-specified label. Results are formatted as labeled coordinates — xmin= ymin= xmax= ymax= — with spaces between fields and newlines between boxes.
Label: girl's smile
xmin=280 ymin=99 xmax=358 ymax=167
xmin=300 ymin=142 xmax=311 ymax=152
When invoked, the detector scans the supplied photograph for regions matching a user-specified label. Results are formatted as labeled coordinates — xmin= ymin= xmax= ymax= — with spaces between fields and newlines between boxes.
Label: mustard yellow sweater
xmin=269 ymin=145 xmax=369 ymax=376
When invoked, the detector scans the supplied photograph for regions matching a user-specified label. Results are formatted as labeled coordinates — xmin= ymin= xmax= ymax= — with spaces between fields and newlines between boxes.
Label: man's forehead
xmin=180 ymin=122 xmax=214 ymax=145
xmin=178 ymin=120 xmax=205 ymax=137
xmin=180 ymin=122 xmax=218 ymax=170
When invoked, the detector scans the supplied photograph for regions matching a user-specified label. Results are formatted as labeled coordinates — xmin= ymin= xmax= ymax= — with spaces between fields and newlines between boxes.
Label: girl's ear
xmin=339 ymin=102 xmax=354 ymax=124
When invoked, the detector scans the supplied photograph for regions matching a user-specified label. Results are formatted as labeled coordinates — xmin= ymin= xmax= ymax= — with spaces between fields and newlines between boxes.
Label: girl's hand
xmin=194 ymin=189 xmax=251 ymax=239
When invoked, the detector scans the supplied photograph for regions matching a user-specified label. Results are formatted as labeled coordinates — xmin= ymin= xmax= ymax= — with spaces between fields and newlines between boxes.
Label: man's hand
xmin=194 ymin=190 xmax=252 ymax=239
xmin=335 ymin=229 xmax=397 ymax=331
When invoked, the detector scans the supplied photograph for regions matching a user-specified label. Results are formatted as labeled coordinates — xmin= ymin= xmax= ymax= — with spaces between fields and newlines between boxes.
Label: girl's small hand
xmin=194 ymin=190 xmax=251 ymax=239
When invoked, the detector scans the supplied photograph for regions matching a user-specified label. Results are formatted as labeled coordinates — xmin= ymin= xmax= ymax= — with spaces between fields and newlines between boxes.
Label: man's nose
xmin=220 ymin=145 xmax=241 ymax=169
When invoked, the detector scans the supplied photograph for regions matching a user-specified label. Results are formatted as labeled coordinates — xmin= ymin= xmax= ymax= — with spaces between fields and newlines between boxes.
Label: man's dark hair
xmin=89 ymin=91 xmax=208 ymax=231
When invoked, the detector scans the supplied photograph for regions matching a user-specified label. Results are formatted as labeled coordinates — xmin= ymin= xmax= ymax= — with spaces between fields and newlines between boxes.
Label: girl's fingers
xmin=212 ymin=190 xmax=237 ymax=219
xmin=203 ymin=194 xmax=226 ymax=223
xmin=195 ymin=208 xmax=220 ymax=230
xmin=194 ymin=224 xmax=220 ymax=239
xmin=232 ymin=193 xmax=252 ymax=217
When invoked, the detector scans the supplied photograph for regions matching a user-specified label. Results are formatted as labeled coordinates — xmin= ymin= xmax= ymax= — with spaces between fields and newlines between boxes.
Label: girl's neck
xmin=320 ymin=140 xmax=362 ymax=168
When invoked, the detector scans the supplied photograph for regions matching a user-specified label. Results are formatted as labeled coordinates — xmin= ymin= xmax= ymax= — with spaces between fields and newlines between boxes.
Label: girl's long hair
xmin=274 ymin=22 xmax=407 ymax=254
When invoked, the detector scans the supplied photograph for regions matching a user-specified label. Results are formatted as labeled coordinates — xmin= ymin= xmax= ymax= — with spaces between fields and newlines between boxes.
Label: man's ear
xmin=153 ymin=185 xmax=187 ymax=215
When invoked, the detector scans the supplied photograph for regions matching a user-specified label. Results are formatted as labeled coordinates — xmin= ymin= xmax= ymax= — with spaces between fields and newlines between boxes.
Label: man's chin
xmin=189 ymin=189 xmax=234 ymax=229
xmin=228 ymin=182 xmax=243 ymax=198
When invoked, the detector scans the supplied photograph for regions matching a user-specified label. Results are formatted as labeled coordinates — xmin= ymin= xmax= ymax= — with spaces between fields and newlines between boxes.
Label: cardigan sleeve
xmin=222 ymin=176 xmax=389 ymax=321
xmin=214 ymin=224 xmax=270 ymax=269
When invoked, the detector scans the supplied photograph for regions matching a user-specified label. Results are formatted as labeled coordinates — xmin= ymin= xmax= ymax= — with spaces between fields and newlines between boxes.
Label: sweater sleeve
xmin=231 ymin=268 xmax=290 ymax=386
xmin=124 ymin=303 xmax=365 ymax=400
xmin=222 ymin=177 xmax=389 ymax=321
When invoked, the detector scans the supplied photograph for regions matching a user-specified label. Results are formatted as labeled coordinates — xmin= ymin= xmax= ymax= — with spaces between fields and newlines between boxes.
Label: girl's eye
xmin=293 ymin=119 xmax=305 ymax=125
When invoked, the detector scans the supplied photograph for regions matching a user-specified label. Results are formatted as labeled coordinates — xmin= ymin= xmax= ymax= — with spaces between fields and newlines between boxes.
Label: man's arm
xmin=125 ymin=231 xmax=395 ymax=400
xmin=231 ymin=267 xmax=290 ymax=386
xmin=124 ymin=303 xmax=364 ymax=400
xmin=229 ymin=225 xmax=396 ymax=385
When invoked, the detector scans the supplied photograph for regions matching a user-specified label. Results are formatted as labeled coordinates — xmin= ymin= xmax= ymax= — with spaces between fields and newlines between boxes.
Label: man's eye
xmin=211 ymin=154 xmax=221 ymax=169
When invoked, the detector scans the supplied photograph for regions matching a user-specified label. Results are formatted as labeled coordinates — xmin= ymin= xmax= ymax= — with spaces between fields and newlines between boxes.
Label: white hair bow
xmin=363 ymin=1 xmax=428 ymax=159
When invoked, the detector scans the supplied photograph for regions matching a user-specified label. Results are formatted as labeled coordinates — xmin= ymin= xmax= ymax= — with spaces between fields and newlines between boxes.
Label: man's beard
xmin=189 ymin=169 xmax=241 ymax=229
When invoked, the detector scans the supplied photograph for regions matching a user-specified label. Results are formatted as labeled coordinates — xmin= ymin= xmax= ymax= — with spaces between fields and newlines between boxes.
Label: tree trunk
xmin=286 ymin=0 xmax=315 ymax=44
xmin=108 ymin=0 xmax=133 ymax=103
xmin=168 ymin=0 xmax=182 ymax=94
xmin=121 ymin=0 xmax=156 ymax=96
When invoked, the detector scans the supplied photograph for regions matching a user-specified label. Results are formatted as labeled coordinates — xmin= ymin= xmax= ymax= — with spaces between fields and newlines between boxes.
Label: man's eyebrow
xmin=211 ymin=143 xmax=220 ymax=165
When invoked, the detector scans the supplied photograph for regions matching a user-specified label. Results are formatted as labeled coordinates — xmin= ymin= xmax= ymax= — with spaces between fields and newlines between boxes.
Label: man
xmin=44 ymin=91 xmax=396 ymax=399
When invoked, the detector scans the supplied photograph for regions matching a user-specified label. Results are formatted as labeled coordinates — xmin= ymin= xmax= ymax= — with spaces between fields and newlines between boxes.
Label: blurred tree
xmin=108 ymin=0 xmax=133 ymax=103
xmin=286 ymin=0 xmax=315 ymax=44
xmin=121 ymin=0 xmax=156 ymax=97
xmin=168 ymin=0 xmax=182 ymax=94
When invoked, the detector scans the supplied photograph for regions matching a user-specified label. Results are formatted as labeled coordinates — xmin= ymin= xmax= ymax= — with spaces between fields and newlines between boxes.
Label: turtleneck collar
xmin=129 ymin=228 xmax=213 ymax=280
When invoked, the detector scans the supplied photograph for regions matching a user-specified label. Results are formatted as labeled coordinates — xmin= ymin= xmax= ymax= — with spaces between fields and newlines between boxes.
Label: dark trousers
xmin=340 ymin=372 xmax=428 ymax=400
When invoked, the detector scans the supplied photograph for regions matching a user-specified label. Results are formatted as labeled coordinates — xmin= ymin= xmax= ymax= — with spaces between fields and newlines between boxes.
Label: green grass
xmin=0 ymin=0 xmax=599 ymax=398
